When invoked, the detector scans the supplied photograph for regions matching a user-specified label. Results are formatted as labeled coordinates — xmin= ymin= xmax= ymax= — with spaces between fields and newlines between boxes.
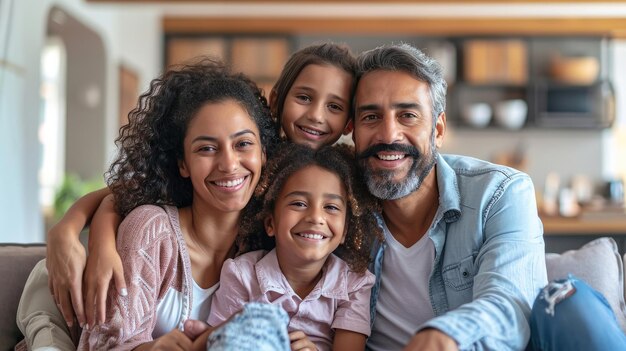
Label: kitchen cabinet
xmin=450 ymin=36 xmax=614 ymax=130
xmin=163 ymin=33 xmax=614 ymax=131
xmin=165 ymin=34 xmax=293 ymax=94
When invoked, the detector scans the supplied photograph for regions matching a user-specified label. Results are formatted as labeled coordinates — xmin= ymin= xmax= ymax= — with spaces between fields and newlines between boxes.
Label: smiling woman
xmin=16 ymin=58 xmax=281 ymax=350
xmin=77 ymin=59 xmax=278 ymax=349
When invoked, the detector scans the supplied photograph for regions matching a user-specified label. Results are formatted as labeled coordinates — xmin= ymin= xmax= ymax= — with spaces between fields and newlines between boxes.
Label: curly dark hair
xmin=270 ymin=43 xmax=357 ymax=137
xmin=239 ymin=142 xmax=382 ymax=273
xmin=106 ymin=58 xmax=279 ymax=217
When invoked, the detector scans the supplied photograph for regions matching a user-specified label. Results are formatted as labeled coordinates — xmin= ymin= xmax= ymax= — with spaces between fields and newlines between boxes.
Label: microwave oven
xmin=533 ymin=80 xmax=615 ymax=128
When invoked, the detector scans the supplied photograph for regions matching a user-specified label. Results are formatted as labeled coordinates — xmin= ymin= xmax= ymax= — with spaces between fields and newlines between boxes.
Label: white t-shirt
xmin=152 ymin=280 xmax=219 ymax=338
xmin=367 ymin=227 xmax=435 ymax=351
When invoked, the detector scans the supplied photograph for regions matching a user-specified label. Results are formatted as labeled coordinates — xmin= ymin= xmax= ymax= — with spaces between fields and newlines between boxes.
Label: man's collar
xmin=435 ymin=153 xmax=461 ymax=222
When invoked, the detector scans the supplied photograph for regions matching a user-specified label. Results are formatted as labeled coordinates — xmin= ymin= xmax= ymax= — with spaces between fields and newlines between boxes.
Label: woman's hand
xmin=134 ymin=330 xmax=194 ymax=351
xmin=289 ymin=330 xmax=318 ymax=351
xmin=46 ymin=223 xmax=87 ymax=328
xmin=151 ymin=330 xmax=194 ymax=350
xmin=183 ymin=319 xmax=215 ymax=351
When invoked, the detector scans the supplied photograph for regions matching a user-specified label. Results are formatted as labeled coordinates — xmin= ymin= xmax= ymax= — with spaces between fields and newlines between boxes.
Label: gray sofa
xmin=2 ymin=238 xmax=626 ymax=350
xmin=0 ymin=244 xmax=46 ymax=350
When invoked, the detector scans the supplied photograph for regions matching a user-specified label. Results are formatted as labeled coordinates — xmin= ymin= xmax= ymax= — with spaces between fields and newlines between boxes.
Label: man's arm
xmin=404 ymin=328 xmax=458 ymax=351
xmin=415 ymin=174 xmax=546 ymax=351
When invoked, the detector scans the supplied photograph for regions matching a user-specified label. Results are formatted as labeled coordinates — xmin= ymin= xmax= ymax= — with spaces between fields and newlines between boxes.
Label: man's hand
xmin=403 ymin=328 xmax=459 ymax=351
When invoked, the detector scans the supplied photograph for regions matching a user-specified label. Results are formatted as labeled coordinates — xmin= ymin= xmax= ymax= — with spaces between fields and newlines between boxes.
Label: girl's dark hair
xmin=106 ymin=58 xmax=278 ymax=217
xmin=271 ymin=43 xmax=357 ymax=137
xmin=239 ymin=142 xmax=382 ymax=273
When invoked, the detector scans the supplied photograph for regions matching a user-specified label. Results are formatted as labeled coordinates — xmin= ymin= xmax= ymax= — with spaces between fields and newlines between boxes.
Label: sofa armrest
xmin=0 ymin=243 xmax=46 ymax=350
xmin=546 ymin=237 xmax=626 ymax=334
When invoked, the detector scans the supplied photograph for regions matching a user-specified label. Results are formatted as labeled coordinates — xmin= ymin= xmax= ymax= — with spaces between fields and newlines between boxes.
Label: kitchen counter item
xmin=607 ymin=179 xmax=625 ymax=205
xmin=549 ymin=55 xmax=599 ymax=85
xmin=494 ymin=99 xmax=527 ymax=130
xmin=461 ymin=102 xmax=492 ymax=128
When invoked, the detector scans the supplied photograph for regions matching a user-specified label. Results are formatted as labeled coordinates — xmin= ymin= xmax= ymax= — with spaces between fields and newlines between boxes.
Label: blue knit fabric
xmin=206 ymin=303 xmax=290 ymax=351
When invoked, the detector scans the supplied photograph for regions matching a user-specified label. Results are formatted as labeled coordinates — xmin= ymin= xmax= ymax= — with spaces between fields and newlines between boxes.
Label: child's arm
xmin=83 ymin=194 xmax=126 ymax=328
xmin=330 ymin=270 xmax=376 ymax=351
xmin=289 ymin=328 xmax=366 ymax=351
xmin=332 ymin=329 xmax=366 ymax=351
xmin=46 ymin=187 xmax=110 ymax=327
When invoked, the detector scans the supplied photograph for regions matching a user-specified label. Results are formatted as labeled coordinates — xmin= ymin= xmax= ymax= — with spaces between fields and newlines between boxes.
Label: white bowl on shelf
xmin=461 ymin=102 xmax=492 ymax=128
xmin=494 ymin=99 xmax=527 ymax=130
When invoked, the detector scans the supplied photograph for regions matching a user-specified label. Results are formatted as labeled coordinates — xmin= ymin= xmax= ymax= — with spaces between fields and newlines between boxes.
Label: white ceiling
xmin=89 ymin=2 xmax=626 ymax=18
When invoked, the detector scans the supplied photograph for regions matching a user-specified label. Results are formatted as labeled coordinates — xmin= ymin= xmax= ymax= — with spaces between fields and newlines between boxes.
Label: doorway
xmin=39 ymin=6 xmax=107 ymax=228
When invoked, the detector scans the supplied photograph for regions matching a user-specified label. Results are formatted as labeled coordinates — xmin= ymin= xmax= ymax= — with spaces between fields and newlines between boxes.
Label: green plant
xmin=53 ymin=173 xmax=104 ymax=220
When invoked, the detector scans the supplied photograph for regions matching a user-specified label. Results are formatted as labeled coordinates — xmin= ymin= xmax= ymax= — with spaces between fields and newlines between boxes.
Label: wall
xmin=604 ymin=40 xmax=626 ymax=198
xmin=299 ymin=34 xmax=625 ymax=194
xmin=1 ymin=2 xmax=625 ymax=242
xmin=0 ymin=0 xmax=161 ymax=243
xmin=47 ymin=6 xmax=108 ymax=181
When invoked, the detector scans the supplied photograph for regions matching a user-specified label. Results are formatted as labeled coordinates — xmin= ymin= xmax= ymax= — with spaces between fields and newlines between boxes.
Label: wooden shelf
xmin=163 ymin=17 xmax=626 ymax=38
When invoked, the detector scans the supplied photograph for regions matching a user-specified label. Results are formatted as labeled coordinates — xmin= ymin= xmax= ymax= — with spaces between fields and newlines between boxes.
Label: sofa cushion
xmin=0 ymin=244 xmax=46 ymax=351
xmin=545 ymin=237 xmax=626 ymax=333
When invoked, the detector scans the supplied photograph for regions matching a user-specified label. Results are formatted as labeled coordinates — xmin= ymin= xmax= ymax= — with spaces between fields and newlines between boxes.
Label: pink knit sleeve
xmin=78 ymin=205 xmax=179 ymax=350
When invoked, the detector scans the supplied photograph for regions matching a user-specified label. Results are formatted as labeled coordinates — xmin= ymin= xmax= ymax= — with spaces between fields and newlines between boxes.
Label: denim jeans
xmin=529 ymin=276 xmax=626 ymax=351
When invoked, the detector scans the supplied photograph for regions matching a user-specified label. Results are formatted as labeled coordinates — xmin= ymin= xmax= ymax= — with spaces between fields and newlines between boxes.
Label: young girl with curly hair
xmin=205 ymin=142 xmax=382 ymax=351
xmin=18 ymin=59 xmax=279 ymax=349
xmin=39 ymin=42 xmax=358 ymax=333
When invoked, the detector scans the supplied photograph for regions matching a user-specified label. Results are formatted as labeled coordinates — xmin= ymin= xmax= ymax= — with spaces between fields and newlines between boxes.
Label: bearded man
xmin=352 ymin=43 xmax=547 ymax=351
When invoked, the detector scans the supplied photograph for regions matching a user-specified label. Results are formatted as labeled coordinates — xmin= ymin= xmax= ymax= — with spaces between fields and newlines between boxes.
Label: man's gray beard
xmin=362 ymin=152 xmax=437 ymax=200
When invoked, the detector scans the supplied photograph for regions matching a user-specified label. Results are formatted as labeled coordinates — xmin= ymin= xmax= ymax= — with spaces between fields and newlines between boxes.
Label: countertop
xmin=541 ymin=214 xmax=626 ymax=235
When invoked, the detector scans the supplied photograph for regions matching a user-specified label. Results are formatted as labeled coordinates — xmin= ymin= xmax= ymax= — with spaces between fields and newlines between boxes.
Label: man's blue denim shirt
xmin=369 ymin=153 xmax=547 ymax=351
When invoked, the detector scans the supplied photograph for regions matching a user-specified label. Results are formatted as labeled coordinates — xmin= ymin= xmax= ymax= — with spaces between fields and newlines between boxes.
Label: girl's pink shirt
xmin=208 ymin=249 xmax=374 ymax=351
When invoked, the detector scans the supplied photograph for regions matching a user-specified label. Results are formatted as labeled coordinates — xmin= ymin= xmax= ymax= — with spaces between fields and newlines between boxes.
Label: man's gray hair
xmin=356 ymin=43 xmax=447 ymax=120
